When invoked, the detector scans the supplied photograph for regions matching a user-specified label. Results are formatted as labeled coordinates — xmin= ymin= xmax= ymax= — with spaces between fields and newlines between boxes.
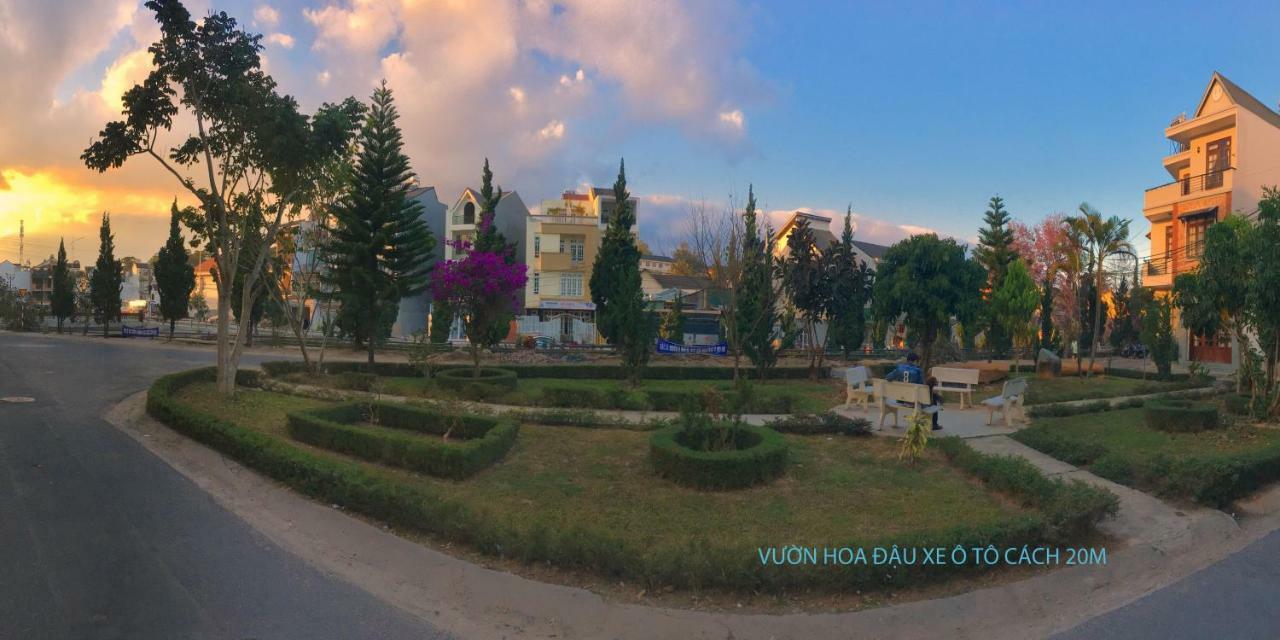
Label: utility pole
xmin=18 ymin=219 xmax=24 ymax=266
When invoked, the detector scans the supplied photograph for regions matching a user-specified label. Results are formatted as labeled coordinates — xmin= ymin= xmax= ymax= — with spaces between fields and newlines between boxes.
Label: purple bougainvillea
xmin=430 ymin=236 xmax=528 ymax=373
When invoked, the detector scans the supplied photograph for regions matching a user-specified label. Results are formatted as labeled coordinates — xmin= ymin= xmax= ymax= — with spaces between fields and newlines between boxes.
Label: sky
xmin=2 ymin=0 xmax=1280 ymax=265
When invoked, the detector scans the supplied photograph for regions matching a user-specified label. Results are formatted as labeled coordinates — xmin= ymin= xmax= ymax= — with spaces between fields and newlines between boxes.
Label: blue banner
xmin=121 ymin=325 xmax=160 ymax=338
xmin=656 ymin=339 xmax=727 ymax=355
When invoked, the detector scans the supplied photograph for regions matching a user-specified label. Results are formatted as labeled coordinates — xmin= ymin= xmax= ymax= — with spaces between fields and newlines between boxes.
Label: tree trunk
xmin=215 ymin=294 xmax=234 ymax=395
xmin=170 ymin=319 xmax=176 ymax=340
xmin=56 ymin=319 xmax=62 ymax=334
xmin=103 ymin=319 xmax=109 ymax=338
xmin=1087 ymin=268 xmax=1103 ymax=377
xmin=367 ymin=307 xmax=376 ymax=366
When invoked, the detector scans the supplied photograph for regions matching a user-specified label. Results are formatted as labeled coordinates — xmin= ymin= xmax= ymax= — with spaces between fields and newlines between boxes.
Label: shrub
xmin=1103 ymin=367 xmax=1192 ymax=382
xmin=649 ymin=423 xmax=788 ymax=489
xmin=1224 ymin=394 xmax=1252 ymax=416
xmin=332 ymin=371 xmax=378 ymax=392
xmin=767 ymin=412 xmax=872 ymax=436
xmin=259 ymin=360 xmax=825 ymax=382
xmin=434 ymin=367 xmax=518 ymax=394
xmin=1144 ymin=398 xmax=1219 ymax=432
xmin=1012 ymin=426 xmax=1106 ymax=466
xmin=933 ymin=437 xmax=1118 ymax=543
xmin=286 ymin=401 xmax=518 ymax=479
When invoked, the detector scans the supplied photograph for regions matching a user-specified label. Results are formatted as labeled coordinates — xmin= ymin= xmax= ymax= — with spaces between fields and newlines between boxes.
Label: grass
xmin=286 ymin=373 xmax=843 ymax=414
xmin=981 ymin=374 xmax=1199 ymax=406
xmin=177 ymin=382 xmax=1024 ymax=548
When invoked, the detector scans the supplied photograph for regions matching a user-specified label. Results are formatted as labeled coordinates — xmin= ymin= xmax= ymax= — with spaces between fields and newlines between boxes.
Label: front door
xmin=1190 ymin=330 xmax=1232 ymax=364
xmin=1205 ymin=137 xmax=1230 ymax=189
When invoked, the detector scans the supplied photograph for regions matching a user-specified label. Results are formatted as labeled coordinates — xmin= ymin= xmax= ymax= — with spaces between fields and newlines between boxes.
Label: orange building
xmin=1142 ymin=73 xmax=1280 ymax=366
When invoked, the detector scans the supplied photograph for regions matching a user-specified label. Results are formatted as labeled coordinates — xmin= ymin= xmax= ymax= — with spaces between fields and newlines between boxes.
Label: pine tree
xmin=89 ymin=212 xmax=123 ymax=338
xmin=735 ymin=186 xmax=781 ymax=381
xmin=660 ymin=292 xmax=685 ymax=343
xmin=781 ymin=217 xmax=833 ymax=377
xmin=973 ymin=196 xmax=1019 ymax=357
xmin=589 ymin=159 xmax=651 ymax=383
xmin=321 ymin=81 xmax=435 ymax=365
xmin=155 ymin=202 xmax=196 ymax=339
xmin=828 ymin=206 xmax=874 ymax=359
xmin=50 ymin=238 xmax=75 ymax=333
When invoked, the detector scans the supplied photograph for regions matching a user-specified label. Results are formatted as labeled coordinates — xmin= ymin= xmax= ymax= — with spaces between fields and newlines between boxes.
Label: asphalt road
xmin=0 ymin=332 xmax=448 ymax=640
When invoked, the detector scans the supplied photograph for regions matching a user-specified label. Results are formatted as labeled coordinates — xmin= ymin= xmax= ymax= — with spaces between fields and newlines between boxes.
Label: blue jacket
xmin=888 ymin=363 xmax=923 ymax=384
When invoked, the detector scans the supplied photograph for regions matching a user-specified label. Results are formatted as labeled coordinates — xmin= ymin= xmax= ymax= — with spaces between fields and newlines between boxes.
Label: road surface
xmin=0 ymin=332 xmax=447 ymax=639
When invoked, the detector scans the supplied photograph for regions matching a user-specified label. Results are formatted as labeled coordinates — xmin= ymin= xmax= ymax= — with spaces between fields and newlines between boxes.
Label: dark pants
xmin=928 ymin=392 xmax=942 ymax=427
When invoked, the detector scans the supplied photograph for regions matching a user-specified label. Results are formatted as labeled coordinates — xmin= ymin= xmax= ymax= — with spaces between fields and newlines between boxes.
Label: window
xmin=463 ymin=201 xmax=476 ymax=224
xmin=1205 ymin=137 xmax=1231 ymax=189
xmin=561 ymin=273 xmax=583 ymax=297
xmin=560 ymin=236 xmax=585 ymax=263
xmin=534 ymin=235 xmax=541 ymax=258
xmin=1185 ymin=217 xmax=1213 ymax=259
xmin=532 ymin=272 xmax=540 ymax=294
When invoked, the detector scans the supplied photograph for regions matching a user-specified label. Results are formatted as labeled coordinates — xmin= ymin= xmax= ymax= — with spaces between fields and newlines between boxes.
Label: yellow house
xmin=1143 ymin=72 xmax=1280 ymax=365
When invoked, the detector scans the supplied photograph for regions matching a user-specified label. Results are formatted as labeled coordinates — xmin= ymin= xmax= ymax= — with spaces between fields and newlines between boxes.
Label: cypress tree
xmin=589 ymin=159 xmax=651 ymax=383
xmin=1037 ymin=276 xmax=1057 ymax=351
xmin=321 ymin=81 xmax=435 ymax=364
xmin=828 ymin=206 xmax=874 ymax=359
xmin=472 ymin=158 xmax=511 ymax=258
xmin=660 ymin=292 xmax=685 ymax=343
xmin=89 ymin=212 xmax=123 ymax=337
xmin=736 ymin=185 xmax=780 ymax=381
xmin=155 ymin=202 xmax=196 ymax=339
xmin=973 ymin=196 xmax=1019 ymax=356
xmin=50 ymin=238 xmax=75 ymax=333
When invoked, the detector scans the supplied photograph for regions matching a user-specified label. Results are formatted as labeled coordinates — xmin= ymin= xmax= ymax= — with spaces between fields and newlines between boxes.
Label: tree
xmin=89 ymin=213 xmax=123 ymax=338
xmin=1108 ymin=278 xmax=1141 ymax=352
xmin=872 ymin=234 xmax=985 ymax=372
xmin=472 ymin=158 xmax=509 ymax=257
xmin=1142 ymin=296 xmax=1177 ymax=379
xmin=50 ymin=238 xmax=75 ymax=333
xmin=320 ymin=82 xmax=434 ymax=365
xmin=1173 ymin=215 xmax=1253 ymax=392
xmin=1246 ymin=188 xmax=1280 ymax=413
xmin=735 ymin=185 xmax=782 ymax=381
xmin=660 ymin=292 xmax=685 ymax=343
xmin=683 ymin=198 xmax=749 ymax=381
xmin=429 ymin=301 xmax=453 ymax=344
xmin=190 ymin=289 xmax=209 ymax=323
xmin=82 ymin=0 xmax=362 ymax=395
xmin=430 ymin=230 xmax=527 ymax=375
xmin=589 ymin=159 xmax=652 ymax=383
xmin=1065 ymin=204 xmax=1132 ymax=376
xmin=781 ymin=217 xmax=833 ymax=377
xmin=828 ymin=206 xmax=874 ymax=359
xmin=155 ymin=202 xmax=196 ymax=338
xmin=973 ymin=196 xmax=1020 ymax=356
xmin=669 ymin=242 xmax=705 ymax=276
xmin=990 ymin=259 xmax=1039 ymax=371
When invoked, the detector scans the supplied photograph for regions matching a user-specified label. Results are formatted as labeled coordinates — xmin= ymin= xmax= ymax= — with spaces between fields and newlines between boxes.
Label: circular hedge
xmin=649 ymin=423 xmax=788 ymax=490
xmin=435 ymin=367 xmax=519 ymax=393
xmin=1144 ymin=398 xmax=1219 ymax=432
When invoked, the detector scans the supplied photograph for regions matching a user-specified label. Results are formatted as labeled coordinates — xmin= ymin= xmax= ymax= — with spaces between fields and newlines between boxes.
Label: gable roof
xmin=851 ymin=240 xmax=890 ymax=261
xmin=1195 ymin=72 xmax=1280 ymax=129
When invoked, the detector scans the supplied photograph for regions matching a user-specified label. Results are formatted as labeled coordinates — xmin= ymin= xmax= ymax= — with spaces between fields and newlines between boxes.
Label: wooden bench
xmin=844 ymin=366 xmax=873 ymax=409
xmin=873 ymin=379 xmax=940 ymax=429
xmin=930 ymin=366 xmax=980 ymax=409
xmin=982 ymin=377 xmax=1028 ymax=427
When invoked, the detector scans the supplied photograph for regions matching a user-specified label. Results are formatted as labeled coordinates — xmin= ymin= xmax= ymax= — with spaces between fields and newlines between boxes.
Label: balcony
xmin=1144 ymin=167 xmax=1233 ymax=213
xmin=538 ymin=252 xmax=586 ymax=271
xmin=534 ymin=214 xmax=597 ymax=226
xmin=450 ymin=213 xmax=477 ymax=226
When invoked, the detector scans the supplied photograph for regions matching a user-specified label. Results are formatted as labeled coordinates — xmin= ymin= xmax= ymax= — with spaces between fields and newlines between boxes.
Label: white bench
xmin=845 ymin=366 xmax=873 ymax=409
xmin=873 ymin=379 xmax=940 ymax=429
xmin=930 ymin=366 xmax=981 ymax=408
xmin=982 ymin=377 xmax=1028 ymax=427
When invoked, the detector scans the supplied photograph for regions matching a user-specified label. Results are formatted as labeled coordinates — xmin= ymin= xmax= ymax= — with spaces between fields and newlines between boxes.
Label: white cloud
xmin=717 ymin=108 xmax=745 ymax=132
xmin=317 ymin=70 xmax=332 ymax=86
xmin=537 ymin=119 xmax=566 ymax=140
xmin=508 ymin=86 xmax=526 ymax=105
xmin=254 ymin=5 xmax=280 ymax=28
xmin=305 ymin=0 xmax=401 ymax=53
xmin=266 ymin=32 xmax=295 ymax=49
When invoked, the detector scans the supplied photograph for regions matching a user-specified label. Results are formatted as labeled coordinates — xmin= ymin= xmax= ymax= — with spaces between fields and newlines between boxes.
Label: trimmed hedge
xmin=1104 ymin=367 xmax=1193 ymax=382
xmin=260 ymin=360 xmax=825 ymax=381
xmin=286 ymin=401 xmax=517 ymax=479
xmin=649 ymin=423 xmax=788 ymax=489
xmin=147 ymin=367 xmax=1117 ymax=593
xmin=539 ymin=385 xmax=796 ymax=414
xmin=1224 ymin=394 xmax=1252 ymax=416
xmin=434 ymin=367 xmax=519 ymax=393
xmin=1144 ymin=399 xmax=1219 ymax=433
xmin=766 ymin=412 xmax=873 ymax=436
xmin=933 ymin=437 xmax=1119 ymax=543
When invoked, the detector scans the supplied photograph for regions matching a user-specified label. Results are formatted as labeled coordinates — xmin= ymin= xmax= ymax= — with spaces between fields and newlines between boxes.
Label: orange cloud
xmin=0 ymin=167 xmax=179 ymax=241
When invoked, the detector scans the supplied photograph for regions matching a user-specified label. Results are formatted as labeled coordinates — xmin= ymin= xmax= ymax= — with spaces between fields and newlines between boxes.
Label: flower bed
xmin=286 ymin=401 xmax=518 ymax=479
xmin=649 ymin=423 xmax=789 ymax=489
xmin=434 ymin=367 xmax=519 ymax=393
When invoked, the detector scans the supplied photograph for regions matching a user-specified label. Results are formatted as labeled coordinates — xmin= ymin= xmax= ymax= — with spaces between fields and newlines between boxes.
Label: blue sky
xmin=4 ymin=0 xmax=1280 ymax=263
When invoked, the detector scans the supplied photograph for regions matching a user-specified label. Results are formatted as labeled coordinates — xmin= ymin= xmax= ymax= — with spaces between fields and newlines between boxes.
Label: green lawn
xmin=287 ymin=373 xmax=844 ymax=414
xmin=177 ymin=381 xmax=1023 ymax=548
xmin=981 ymin=374 xmax=1198 ymax=406
xmin=1013 ymin=406 xmax=1280 ymax=505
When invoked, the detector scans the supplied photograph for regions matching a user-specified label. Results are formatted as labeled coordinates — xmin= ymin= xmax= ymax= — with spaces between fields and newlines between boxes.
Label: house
xmin=0 ymin=260 xmax=32 ymax=296
xmin=641 ymin=272 xmax=725 ymax=345
xmin=516 ymin=187 xmax=638 ymax=344
xmin=27 ymin=256 xmax=83 ymax=308
xmin=1141 ymin=72 xmax=1280 ymax=366
xmin=640 ymin=254 xmax=674 ymax=273
xmin=393 ymin=185 xmax=447 ymax=338
xmin=772 ymin=211 xmax=887 ymax=270
xmin=193 ymin=258 xmax=218 ymax=315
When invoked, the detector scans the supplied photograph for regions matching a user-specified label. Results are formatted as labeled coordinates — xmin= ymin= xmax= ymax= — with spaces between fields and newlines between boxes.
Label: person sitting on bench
xmin=925 ymin=375 xmax=943 ymax=431
xmin=888 ymin=352 xmax=923 ymax=384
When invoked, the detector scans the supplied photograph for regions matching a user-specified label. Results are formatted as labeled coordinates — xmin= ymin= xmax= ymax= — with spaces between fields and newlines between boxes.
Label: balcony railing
xmin=451 ymin=213 xmax=476 ymax=225
xmin=534 ymin=215 xmax=597 ymax=225
xmin=1168 ymin=139 xmax=1190 ymax=156
xmin=1146 ymin=167 xmax=1234 ymax=197
xmin=1145 ymin=254 xmax=1170 ymax=276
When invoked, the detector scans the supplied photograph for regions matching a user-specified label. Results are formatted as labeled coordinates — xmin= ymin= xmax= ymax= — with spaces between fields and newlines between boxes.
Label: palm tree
xmin=1065 ymin=204 xmax=1132 ymax=377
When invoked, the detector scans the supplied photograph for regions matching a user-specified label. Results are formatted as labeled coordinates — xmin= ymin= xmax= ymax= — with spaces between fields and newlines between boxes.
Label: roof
xmin=647 ymin=272 xmax=710 ymax=291
xmin=641 ymin=254 xmax=673 ymax=262
xmin=1196 ymin=72 xmax=1280 ymax=129
xmin=851 ymin=240 xmax=890 ymax=260
xmin=406 ymin=186 xmax=436 ymax=199
xmin=195 ymin=258 xmax=217 ymax=273
xmin=773 ymin=210 xmax=834 ymax=243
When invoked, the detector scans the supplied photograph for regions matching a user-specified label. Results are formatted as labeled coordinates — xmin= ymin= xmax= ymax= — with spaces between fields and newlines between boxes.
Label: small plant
xmin=899 ymin=411 xmax=930 ymax=464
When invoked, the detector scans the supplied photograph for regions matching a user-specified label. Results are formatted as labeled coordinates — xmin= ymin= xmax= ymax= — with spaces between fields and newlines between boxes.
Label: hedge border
xmin=539 ymin=384 xmax=796 ymax=414
xmin=1144 ymin=399 xmax=1219 ymax=433
xmin=260 ymin=360 xmax=826 ymax=381
xmin=434 ymin=367 xmax=519 ymax=393
xmin=146 ymin=367 xmax=1113 ymax=592
xmin=649 ymin=423 xmax=789 ymax=489
xmin=286 ymin=401 xmax=518 ymax=479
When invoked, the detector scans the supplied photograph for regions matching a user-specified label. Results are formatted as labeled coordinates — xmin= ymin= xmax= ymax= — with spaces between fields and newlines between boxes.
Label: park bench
xmin=982 ymin=377 xmax=1029 ymax=427
xmin=844 ymin=366 xmax=873 ymax=409
xmin=930 ymin=366 xmax=980 ymax=408
xmin=873 ymin=379 xmax=940 ymax=430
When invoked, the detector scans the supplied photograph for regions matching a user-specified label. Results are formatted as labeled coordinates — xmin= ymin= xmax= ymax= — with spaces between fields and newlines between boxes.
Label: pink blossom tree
xmin=430 ymin=229 xmax=527 ymax=376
